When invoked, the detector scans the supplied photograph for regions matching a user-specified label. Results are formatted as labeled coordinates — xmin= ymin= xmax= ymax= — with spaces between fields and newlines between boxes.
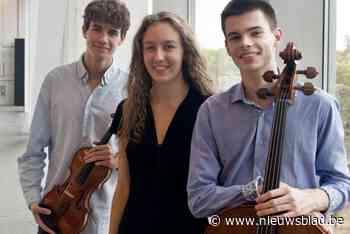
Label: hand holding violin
xmin=31 ymin=202 xmax=56 ymax=234
xmin=84 ymin=143 xmax=118 ymax=169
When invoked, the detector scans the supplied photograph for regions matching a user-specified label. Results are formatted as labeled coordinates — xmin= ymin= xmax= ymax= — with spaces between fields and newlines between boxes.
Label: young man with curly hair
xmin=18 ymin=1 xmax=130 ymax=233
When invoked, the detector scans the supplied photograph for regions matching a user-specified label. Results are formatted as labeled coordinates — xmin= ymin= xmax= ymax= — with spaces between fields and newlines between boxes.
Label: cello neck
xmin=262 ymin=93 xmax=289 ymax=194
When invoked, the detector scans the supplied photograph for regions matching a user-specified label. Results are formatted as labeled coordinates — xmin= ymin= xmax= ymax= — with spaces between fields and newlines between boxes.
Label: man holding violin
xmin=17 ymin=1 xmax=130 ymax=233
xmin=187 ymin=0 xmax=350 ymax=233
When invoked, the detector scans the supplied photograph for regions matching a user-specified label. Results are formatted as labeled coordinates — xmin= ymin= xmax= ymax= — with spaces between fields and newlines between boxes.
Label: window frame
xmin=326 ymin=0 xmax=337 ymax=94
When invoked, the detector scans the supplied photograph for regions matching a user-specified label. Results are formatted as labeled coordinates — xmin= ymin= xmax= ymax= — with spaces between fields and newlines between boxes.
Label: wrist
xmin=307 ymin=188 xmax=330 ymax=213
xmin=242 ymin=176 xmax=263 ymax=201
xmin=29 ymin=202 xmax=37 ymax=211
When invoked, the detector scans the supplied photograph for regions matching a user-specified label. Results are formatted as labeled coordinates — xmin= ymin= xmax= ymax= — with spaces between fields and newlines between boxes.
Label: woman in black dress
xmin=109 ymin=11 xmax=213 ymax=234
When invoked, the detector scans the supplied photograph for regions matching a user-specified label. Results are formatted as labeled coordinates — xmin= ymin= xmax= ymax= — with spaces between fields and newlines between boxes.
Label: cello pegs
xmin=262 ymin=70 xmax=278 ymax=82
xmin=296 ymin=67 xmax=318 ymax=79
xmin=303 ymin=82 xmax=316 ymax=95
xmin=294 ymin=82 xmax=315 ymax=96
xmin=293 ymin=49 xmax=302 ymax=60
xmin=257 ymin=88 xmax=274 ymax=99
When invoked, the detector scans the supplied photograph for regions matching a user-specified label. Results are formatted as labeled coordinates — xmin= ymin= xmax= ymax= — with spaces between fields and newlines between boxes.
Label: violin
xmin=38 ymin=107 xmax=122 ymax=234
xmin=205 ymin=42 xmax=324 ymax=234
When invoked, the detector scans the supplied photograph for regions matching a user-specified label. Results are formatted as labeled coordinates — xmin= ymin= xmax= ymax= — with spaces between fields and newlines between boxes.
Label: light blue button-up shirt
xmin=17 ymin=55 xmax=127 ymax=233
xmin=188 ymin=82 xmax=350 ymax=218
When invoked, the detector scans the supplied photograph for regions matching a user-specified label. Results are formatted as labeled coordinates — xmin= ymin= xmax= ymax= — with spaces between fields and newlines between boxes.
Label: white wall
xmin=29 ymin=0 xmax=67 ymax=118
xmin=116 ymin=0 xmax=150 ymax=72
xmin=153 ymin=0 xmax=188 ymax=20
xmin=270 ymin=0 xmax=325 ymax=88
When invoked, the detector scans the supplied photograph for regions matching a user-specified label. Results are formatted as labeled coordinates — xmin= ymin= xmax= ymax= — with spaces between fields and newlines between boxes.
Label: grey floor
xmin=0 ymin=112 xmax=37 ymax=234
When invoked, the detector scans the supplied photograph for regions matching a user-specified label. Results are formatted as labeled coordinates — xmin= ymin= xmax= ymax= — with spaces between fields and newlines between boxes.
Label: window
xmin=194 ymin=0 xmax=240 ymax=91
xmin=336 ymin=0 xmax=350 ymax=157
xmin=335 ymin=1 xmax=350 ymax=232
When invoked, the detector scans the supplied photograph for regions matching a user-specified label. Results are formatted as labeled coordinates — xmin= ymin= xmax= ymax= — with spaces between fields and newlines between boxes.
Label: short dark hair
xmin=221 ymin=0 xmax=277 ymax=35
xmin=83 ymin=0 xmax=130 ymax=39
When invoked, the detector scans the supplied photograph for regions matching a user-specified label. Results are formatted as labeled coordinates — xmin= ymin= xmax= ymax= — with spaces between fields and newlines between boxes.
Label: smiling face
xmin=224 ymin=10 xmax=282 ymax=75
xmin=142 ymin=22 xmax=184 ymax=85
xmin=83 ymin=21 xmax=124 ymax=63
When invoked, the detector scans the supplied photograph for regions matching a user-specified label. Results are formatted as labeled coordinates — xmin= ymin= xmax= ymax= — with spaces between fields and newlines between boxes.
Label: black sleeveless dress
xmin=118 ymin=88 xmax=207 ymax=234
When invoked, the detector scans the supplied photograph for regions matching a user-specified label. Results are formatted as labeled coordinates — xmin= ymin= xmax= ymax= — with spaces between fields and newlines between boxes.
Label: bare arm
xmin=109 ymin=152 xmax=130 ymax=234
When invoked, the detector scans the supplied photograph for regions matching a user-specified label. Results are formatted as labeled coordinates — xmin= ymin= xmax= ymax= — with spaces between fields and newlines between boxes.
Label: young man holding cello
xmin=187 ymin=0 xmax=350 ymax=233
xmin=17 ymin=1 xmax=130 ymax=233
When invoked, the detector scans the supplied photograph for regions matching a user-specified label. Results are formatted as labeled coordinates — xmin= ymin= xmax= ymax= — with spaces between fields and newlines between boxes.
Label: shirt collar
xmin=230 ymin=82 xmax=249 ymax=104
xmin=77 ymin=55 xmax=88 ymax=82
xmin=76 ymin=54 xmax=120 ymax=86
xmin=230 ymin=82 xmax=266 ymax=107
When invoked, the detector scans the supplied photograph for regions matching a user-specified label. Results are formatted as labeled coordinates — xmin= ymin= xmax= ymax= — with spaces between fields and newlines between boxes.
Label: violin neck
xmin=97 ymin=130 xmax=113 ymax=145
xmin=76 ymin=129 xmax=113 ymax=185
xmin=262 ymin=98 xmax=289 ymax=194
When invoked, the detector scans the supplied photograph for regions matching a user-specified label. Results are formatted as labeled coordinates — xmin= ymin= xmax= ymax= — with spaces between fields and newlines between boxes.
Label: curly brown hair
xmin=83 ymin=0 xmax=130 ymax=39
xmin=120 ymin=11 xmax=213 ymax=145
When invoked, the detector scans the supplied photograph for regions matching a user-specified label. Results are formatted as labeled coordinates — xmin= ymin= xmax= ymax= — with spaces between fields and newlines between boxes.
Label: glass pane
xmin=336 ymin=1 xmax=350 ymax=155
xmin=195 ymin=0 xmax=240 ymax=92
xmin=335 ymin=0 xmax=350 ymax=233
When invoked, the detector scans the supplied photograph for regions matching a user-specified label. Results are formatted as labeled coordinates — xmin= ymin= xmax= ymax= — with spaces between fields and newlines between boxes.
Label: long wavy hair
xmin=120 ymin=11 xmax=213 ymax=145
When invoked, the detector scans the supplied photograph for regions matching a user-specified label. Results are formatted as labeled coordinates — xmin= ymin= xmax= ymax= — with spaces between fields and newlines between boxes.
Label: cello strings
xmin=257 ymin=90 xmax=289 ymax=234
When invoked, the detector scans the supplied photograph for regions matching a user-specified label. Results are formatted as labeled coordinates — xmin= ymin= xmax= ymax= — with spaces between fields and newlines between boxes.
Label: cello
xmin=38 ymin=105 xmax=123 ymax=234
xmin=205 ymin=42 xmax=325 ymax=234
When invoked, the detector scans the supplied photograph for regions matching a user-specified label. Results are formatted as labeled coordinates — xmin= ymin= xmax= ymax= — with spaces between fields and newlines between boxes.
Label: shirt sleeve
xmin=17 ymin=75 xmax=52 ymax=208
xmin=187 ymin=101 xmax=261 ymax=218
xmin=316 ymin=96 xmax=350 ymax=213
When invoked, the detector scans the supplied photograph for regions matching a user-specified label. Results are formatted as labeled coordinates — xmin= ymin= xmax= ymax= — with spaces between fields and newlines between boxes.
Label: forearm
xmin=17 ymin=77 xmax=51 ymax=207
xmin=188 ymin=177 xmax=261 ymax=218
xmin=319 ymin=184 xmax=349 ymax=213
xmin=317 ymin=96 xmax=350 ymax=213
xmin=109 ymin=155 xmax=129 ymax=234
xmin=188 ymin=102 xmax=262 ymax=217
xmin=17 ymin=151 xmax=47 ymax=208
xmin=305 ymin=188 xmax=330 ymax=213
